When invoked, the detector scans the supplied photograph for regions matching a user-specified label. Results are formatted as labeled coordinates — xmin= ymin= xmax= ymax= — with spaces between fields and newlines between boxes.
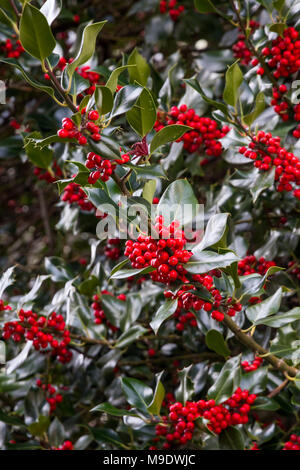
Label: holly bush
xmin=1 ymin=0 xmax=300 ymax=452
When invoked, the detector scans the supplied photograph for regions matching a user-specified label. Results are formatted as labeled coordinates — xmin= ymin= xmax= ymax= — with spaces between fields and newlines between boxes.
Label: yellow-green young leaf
xmin=128 ymin=48 xmax=150 ymax=87
xmin=194 ymin=0 xmax=216 ymax=12
xmin=66 ymin=21 xmax=107 ymax=79
xmin=147 ymin=372 xmax=165 ymax=416
xmin=106 ymin=65 xmax=136 ymax=93
xmin=95 ymin=85 xmax=114 ymax=115
xmin=126 ymin=87 xmax=157 ymax=137
xmin=142 ymin=179 xmax=156 ymax=204
xmin=269 ymin=22 xmax=285 ymax=37
xmin=243 ymin=92 xmax=265 ymax=126
xmin=19 ymin=3 xmax=56 ymax=61
xmin=223 ymin=61 xmax=243 ymax=108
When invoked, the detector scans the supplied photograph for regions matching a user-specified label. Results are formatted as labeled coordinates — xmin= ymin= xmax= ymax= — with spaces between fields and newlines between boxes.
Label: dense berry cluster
xmin=104 ymin=238 xmax=121 ymax=260
xmin=3 ymin=311 xmax=72 ymax=363
xmin=165 ymin=280 xmax=242 ymax=327
xmin=0 ymin=300 xmax=12 ymax=312
xmin=153 ymin=388 xmax=256 ymax=449
xmin=125 ymin=217 xmax=192 ymax=284
xmin=34 ymin=161 xmax=63 ymax=184
xmin=239 ymin=131 xmax=300 ymax=199
xmin=283 ymin=434 xmax=300 ymax=450
xmin=238 ymin=255 xmax=276 ymax=276
xmin=62 ymin=182 xmax=94 ymax=212
xmin=241 ymin=356 xmax=263 ymax=373
xmin=1 ymin=38 xmax=24 ymax=58
xmin=36 ymin=379 xmax=63 ymax=413
xmin=154 ymin=105 xmax=229 ymax=158
xmin=91 ymin=291 xmax=126 ymax=329
xmin=232 ymin=20 xmax=259 ymax=65
xmin=259 ymin=27 xmax=300 ymax=79
xmin=85 ymin=149 xmax=131 ymax=185
xmin=159 ymin=0 xmax=184 ymax=21
xmin=57 ymin=110 xmax=102 ymax=145
xmin=77 ymin=65 xmax=102 ymax=95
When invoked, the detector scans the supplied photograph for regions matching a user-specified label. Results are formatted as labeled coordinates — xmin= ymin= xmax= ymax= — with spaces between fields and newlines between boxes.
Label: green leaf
xmin=147 ymin=372 xmax=165 ymax=416
xmin=0 ymin=410 xmax=25 ymax=427
xmin=20 ymin=3 xmax=56 ymax=61
xmin=207 ymin=355 xmax=241 ymax=403
xmin=106 ymin=65 xmax=136 ymax=93
xmin=194 ymin=213 xmax=229 ymax=253
xmin=205 ymin=330 xmax=230 ymax=357
xmin=157 ymin=179 xmax=198 ymax=225
xmin=194 ymin=0 xmax=217 ymax=12
xmin=110 ymin=266 xmax=155 ymax=280
xmin=114 ymin=325 xmax=148 ymax=349
xmin=219 ymin=427 xmax=245 ymax=450
xmin=250 ymin=167 xmax=276 ymax=203
xmin=143 ymin=179 xmax=156 ymax=204
xmin=0 ymin=7 xmax=17 ymax=29
xmin=126 ymin=87 xmax=157 ymax=137
xmin=184 ymin=77 xmax=228 ymax=114
xmin=89 ymin=427 xmax=125 ymax=449
xmin=150 ymin=125 xmax=192 ymax=154
xmin=223 ymin=61 xmax=243 ymax=108
xmin=121 ymin=377 xmax=153 ymax=414
xmin=251 ymin=396 xmax=280 ymax=411
xmin=255 ymin=307 xmax=300 ymax=328
xmin=243 ymin=92 xmax=265 ymax=126
xmin=101 ymin=294 xmax=127 ymax=329
xmin=0 ymin=58 xmax=55 ymax=99
xmin=28 ymin=415 xmax=50 ymax=438
xmin=66 ymin=21 xmax=107 ymax=79
xmin=48 ymin=417 xmax=65 ymax=448
xmin=110 ymin=84 xmax=143 ymax=119
xmin=91 ymin=403 xmax=139 ymax=417
xmin=150 ymin=299 xmax=178 ymax=334
xmin=186 ymin=251 xmax=240 ymax=274
xmin=128 ymin=48 xmax=150 ymax=87
xmin=24 ymin=133 xmax=53 ymax=169
xmin=175 ymin=366 xmax=194 ymax=404
xmin=246 ymin=287 xmax=282 ymax=325
xmin=269 ymin=22 xmax=286 ymax=36
xmin=40 ymin=0 xmax=62 ymax=25
xmin=95 ymin=85 xmax=114 ymax=115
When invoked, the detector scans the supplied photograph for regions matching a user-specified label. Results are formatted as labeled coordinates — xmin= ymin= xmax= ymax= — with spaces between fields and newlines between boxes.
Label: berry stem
xmin=223 ymin=312 xmax=299 ymax=377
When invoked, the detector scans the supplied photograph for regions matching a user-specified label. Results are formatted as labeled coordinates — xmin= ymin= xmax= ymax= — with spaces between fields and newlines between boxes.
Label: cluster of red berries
xmin=124 ymin=217 xmax=192 ymax=284
xmin=0 ymin=300 xmax=12 ymax=312
xmin=54 ymin=440 xmax=74 ymax=450
xmin=104 ymin=238 xmax=121 ymax=260
xmin=232 ymin=20 xmax=259 ymax=65
xmin=159 ymin=0 xmax=184 ymax=21
xmin=2 ymin=310 xmax=72 ymax=364
xmin=62 ymin=182 xmax=94 ymax=212
xmin=153 ymin=388 xmax=256 ymax=449
xmin=1 ymin=38 xmax=24 ymax=58
xmin=36 ymin=379 xmax=63 ymax=413
xmin=239 ymin=131 xmax=300 ymax=199
xmin=33 ymin=161 xmax=63 ymax=184
xmin=288 ymin=260 xmax=300 ymax=280
xmin=9 ymin=119 xmax=21 ymax=130
xmin=77 ymin=65 xmax=102 ymax=96
xmin=165 ymin=280 xmax=242 ymax=326
xmin=241 ymin=356 xmax=263 ymax=373
xmin=258 ymin=27 xmax=300 ymax=79
xmin=283 ymin=434 xmax=300 ymax=450
xmin=154 ymin=105 xmax=229 ymax=158
xmin=85 ymin=150 xmax=130 ymax=184
xmin=238 ymin=255 xmax=276 ymax=276
xmin=91 ymin=291 xmax=126 ymax=330
xmin=57 ymin=110 xmax=101 ymax=145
